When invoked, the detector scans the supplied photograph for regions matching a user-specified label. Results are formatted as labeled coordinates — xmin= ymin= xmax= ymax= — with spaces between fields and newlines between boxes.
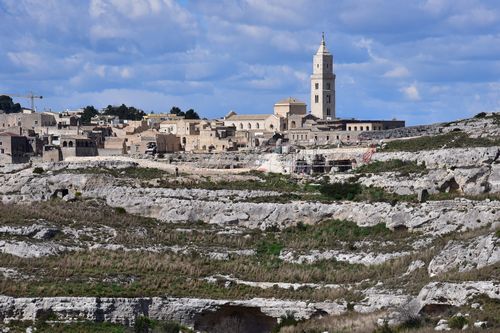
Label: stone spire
xmin=316 ymin=32 xmax=330 ymax=55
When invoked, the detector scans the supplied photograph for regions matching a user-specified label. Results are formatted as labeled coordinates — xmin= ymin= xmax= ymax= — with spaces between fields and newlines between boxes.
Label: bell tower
xmin=310 ymin=33 xmax=336 ymax=120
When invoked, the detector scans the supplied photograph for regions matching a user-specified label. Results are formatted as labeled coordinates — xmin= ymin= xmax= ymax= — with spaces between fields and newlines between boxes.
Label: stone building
xmin=0 ymin=113 xmax=56 ymax=132
xmin=0 ymin=132 xmax=31 ymax=164
xmin=273 ymin=97 xmax=307 ymax=119
xmin=223 ymin=112 xmax=283 ymax=133
xmin=59 ymin=135 xmax=98 ymax=159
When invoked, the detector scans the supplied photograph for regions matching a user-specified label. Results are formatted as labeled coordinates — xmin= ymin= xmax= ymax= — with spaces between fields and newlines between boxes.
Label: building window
xmin=270 ymin=124 xmax=274 ymax=129
xmin=68 ymin=141 xmax=74 ymax=148
xmin=62 ymin=141 xmax=68 ymax=147
xmin=315 ymin=95 xmax=319 ymax=103
xmin=354 ymin=126 xmax=357 ymax=131
xmin=317 ymin=64 xmax=319 ymax=68
xmin=360 ymin=126 xmax=363 ymax=131
xmin=315 ymin=83 xmax=319 ymax=90
xmin=247 ymin=123 xmax=252 ymax=129
xmin=348 ymin=127 xmax=351 ymax=131
xmin=327 ymin=83 xmax=331 ymax=90
xmin=326 ymin=95 xmax=331 ymax=103
xmin=0 ymin=149 xmax=4 ymax=154
xmin=256 ymin=123 xmax=260 ymax=129
xmin=240 ymin=123 xmax=243 ymax=129
xmin=326 ymin=136 xmax=329 ymax=140
xmin=347 ymin=135 xmax=350 ymax=140
xmin=291 ymin=121 xmax=296 ymax=128
xmin=336 ymin=135 xmax=339 ymax=140
xmin=326 ymin=108 xmax=331 ymax=116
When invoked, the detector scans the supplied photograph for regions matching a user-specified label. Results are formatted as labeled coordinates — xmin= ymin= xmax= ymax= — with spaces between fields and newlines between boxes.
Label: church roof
xmin=316 ymin=32 xmax=331 ymax=55
xmin=225 ymin=114 xmax=273 ymax=121
xmin=275 ymin=97 xmax=306 ymax=105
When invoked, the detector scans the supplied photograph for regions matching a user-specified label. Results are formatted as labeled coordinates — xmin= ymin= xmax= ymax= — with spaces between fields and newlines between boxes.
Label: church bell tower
xmin=310 ymin=33 xmax=336 ymax=120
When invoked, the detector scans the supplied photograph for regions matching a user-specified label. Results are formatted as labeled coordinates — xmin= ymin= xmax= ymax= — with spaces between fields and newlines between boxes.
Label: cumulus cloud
xmin=400 ymin=83 xmax=421 ymax=101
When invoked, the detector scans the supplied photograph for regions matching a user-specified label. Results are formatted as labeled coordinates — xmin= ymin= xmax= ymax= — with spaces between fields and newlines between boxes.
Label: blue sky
xmin=1 ymin=0 xmax=499 ymax=125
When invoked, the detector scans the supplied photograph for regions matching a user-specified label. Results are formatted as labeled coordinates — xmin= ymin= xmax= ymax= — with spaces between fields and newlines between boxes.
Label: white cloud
xmin=383 ymin=66 xmax=410 ymax=78
xmin=400 ymin=83 xmax=421 ymax=101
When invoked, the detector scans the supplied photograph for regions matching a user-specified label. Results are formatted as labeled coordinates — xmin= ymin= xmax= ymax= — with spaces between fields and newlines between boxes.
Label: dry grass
xmin=279 ymin=311 xmax=383 ymax=333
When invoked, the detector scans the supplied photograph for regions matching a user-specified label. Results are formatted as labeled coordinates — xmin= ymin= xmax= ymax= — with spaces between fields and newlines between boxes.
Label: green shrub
xmin=33 ymin=167 xmax=44 ymax=174
xmin=355 ymin=159 xmax=427 ymax=175
xmin=319 ymin=182 xmax=362 ymax=200
xmin=448 ymin=315 xmax=468 ymax=329
xmin=135 ymin=316 xmax=154 ymax=333
xmin=256 ymin=240 xmax=283 ymax=257
xmin=114 ymin=207 xmax=127 ymax=214
xmin=474 ymin=112 xmax=487 ymax=118
xmin=271 ymin=312 xmax=299 ymax=333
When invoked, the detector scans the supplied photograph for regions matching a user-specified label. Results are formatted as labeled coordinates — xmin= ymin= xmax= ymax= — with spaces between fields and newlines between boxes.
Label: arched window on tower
xmin=315 ymin=95 xmax=319 ymax=103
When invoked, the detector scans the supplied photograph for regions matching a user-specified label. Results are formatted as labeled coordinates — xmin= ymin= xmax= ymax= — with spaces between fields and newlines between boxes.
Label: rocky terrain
xmin=0 ymin=116 xmax=498 ymax=332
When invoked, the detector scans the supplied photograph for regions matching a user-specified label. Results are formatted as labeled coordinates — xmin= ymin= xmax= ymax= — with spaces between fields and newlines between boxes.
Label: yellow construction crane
xmin=0 ymin=92 xmax=43 ymax=112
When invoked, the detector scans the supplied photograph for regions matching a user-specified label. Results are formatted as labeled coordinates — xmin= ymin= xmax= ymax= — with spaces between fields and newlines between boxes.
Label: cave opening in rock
xmin=194 ymin=305 xmax=278 ymax=333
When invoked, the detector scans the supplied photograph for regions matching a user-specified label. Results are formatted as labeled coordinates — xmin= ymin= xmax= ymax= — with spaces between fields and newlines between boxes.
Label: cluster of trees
xmin=0 ymin=95 xmax=22 ymax=114
xmin=169 ymin=106 xmax=200 ymax=119
xmin=78 ymin=104 xmax=201 ymax=125
xmin=103 ymin=104 xmax=146 ymax=121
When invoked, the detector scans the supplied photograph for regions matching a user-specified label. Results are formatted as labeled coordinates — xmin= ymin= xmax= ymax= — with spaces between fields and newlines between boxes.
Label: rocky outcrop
xmin=416 ymin=281 xmax=500 ymax=313
xmin=356 ymin=166 xmax=496 ymax=196
xmin=0 ymin=296 xmax=345 ymax=327
xmin=279 ymin=249 xmax=410 ymax=265
xmin=428 ymin=233 xmax=499 ymax=277
xmin=373 ymin=147 xmax=499 ymax=169
xmin=1 ymin=172 xmax=498 ymax=233
xmin=359 ymin=114 xmax=500 ymax=140
xmin=0 ymin=240 xmax=79 ymax=258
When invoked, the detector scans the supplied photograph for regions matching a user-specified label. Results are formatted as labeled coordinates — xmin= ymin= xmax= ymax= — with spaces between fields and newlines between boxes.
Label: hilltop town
xmin=0 ymin=37 xmax=404 ymax=165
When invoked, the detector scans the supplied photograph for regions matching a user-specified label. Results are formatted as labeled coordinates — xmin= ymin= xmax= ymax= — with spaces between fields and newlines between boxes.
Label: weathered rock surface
xmin=0 ymin=240 xmax=79 ymax=258
xmin=358 ymin=114 xmax=500 ymax=140
xmin=1 ymin=171 xmax=498 ymax=233
xmin=428 ymin=233 xmax=499 ymax=277
xmin=373 ymin=147 xmax=499 ymax=170
xmin=416 ymin=281 xmax=500 ymax=313
xmin=0 ymin=296 xmax=345 ymax=326
xmin=279 ymin=249 xmax=410 ymax=266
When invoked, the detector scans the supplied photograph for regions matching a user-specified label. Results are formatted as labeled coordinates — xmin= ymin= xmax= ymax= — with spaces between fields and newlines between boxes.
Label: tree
xmin=0 ymin=95 xmax=22 ymax=114
xmin=102 ymin=104 xmax=146 ymax=120
xmin=169 ymin=106 xmax=182 ymax=115
xmin=169 ymin=106 xmax=200 ymax=119
xmin=80 ymin=105 xmax=99 ymax=125
xmin=184 ymin=108 xmax=200 ymax=119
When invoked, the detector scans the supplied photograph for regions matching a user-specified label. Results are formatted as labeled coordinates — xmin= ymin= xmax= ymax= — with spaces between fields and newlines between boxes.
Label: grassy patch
xmin=383 ymin=132 xmax=500 ymax=152
xmin=355 ymin=159 xmax=427 ymax=176
xmin=59 ymin=167 xmax=166 ymax=180
xmin=162 ymin=172 xmax=303 ymax=193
